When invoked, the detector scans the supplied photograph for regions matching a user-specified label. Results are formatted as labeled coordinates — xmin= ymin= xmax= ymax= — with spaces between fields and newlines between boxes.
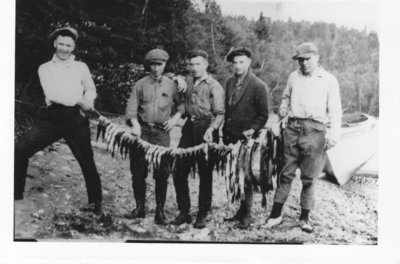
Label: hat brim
xmin=226 ymin=52 xmax=251 ymax=62
xmin=292 ymin=52 xmax=315 ymax=60
xmin=50 ymin=28 xmax=78 ymax=41
xmin=147 ymin=59 xmax=167 ymax=64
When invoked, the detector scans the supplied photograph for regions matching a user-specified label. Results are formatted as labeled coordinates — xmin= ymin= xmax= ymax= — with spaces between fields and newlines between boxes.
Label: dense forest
xmin=15 ymin=0 xmax=379 ymax=116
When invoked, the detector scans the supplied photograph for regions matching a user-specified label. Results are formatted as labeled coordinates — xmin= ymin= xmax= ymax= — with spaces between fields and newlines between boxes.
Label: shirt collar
xmin=194 ymin=73 xmax=211 ymax=86
xmin=149 ymin=74 xmax=164 ymax=84
xmin=298 ymin=65 xmax=324 ymax=78
xmin=235 ymin=68 xmax=249 ymax=84
xmin=52 ymin=54 xmax=76 ymax=66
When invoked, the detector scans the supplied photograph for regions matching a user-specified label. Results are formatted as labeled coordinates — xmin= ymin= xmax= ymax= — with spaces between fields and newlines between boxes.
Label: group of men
xmin=14 ymin=26 xmax=342 ymax=234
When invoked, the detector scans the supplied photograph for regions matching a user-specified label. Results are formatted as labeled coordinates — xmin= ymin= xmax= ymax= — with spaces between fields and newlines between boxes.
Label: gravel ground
xmin=14 ymin=122 xmax=378 ymax=244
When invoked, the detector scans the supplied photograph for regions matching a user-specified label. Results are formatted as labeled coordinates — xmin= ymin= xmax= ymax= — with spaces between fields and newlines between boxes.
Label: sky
xmin=213 ymin=0 xmax=379 ymax=33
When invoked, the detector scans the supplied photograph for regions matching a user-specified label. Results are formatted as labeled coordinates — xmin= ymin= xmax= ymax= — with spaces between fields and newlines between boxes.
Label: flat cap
xmin=50 ymin=27 xmax=79 ymax=41
xmin=292 ymin=42 xmax=318 ymax=60
xmin=145 ymin=49 xmax=169 ymax=63
xmin=226 ymin=47 xmax=252 ymax=62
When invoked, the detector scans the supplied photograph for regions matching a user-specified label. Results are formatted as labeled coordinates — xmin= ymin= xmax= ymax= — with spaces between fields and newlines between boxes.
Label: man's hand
xmin=174 ymin=75 xmax=187 ymax=93
xmin=203 ymin=127 xmax=215 ymax=143
xmin=130 ymin=119 xmax=141 ymax=137
xmin=242 ymin=129 xmax=255 ymax=139
xmin=163 ymin=113 xmax=181 ymax=132
xmin=324 ymin=137 xmax=337 ymax=150
xmin=278 ymin=107 xmax=288 ymax=119
xmin=77 ymin=99 xmax=93 ymax=111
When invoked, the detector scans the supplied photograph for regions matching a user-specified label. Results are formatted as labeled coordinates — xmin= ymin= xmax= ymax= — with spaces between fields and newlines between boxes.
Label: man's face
xmin=54 ymin=35 xmax=75 ymax=61
xmin=189 ymin=56 xmax=208 ymax=78
xmin=149 ymin=61 xmax=166 ymax=79
xmin=232 ymin=55 xmax=251 ymax=76
xmin=298 ymin=53 xmax=319 ymax=75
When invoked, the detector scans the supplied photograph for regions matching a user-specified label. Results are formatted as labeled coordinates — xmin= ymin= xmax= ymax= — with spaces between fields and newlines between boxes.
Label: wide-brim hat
xmin=49 ymin=27 xmax=79 ymax=42
xmin=226 ymin=47 xmax=252 ymax=62
xmin=292 ymin=42 xmax=318 ymax=60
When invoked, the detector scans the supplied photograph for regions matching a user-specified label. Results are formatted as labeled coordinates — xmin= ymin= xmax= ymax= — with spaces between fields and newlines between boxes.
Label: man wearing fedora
xmin=124 ymin=48 xmax=185 ymax=225
xmin=14 ymin=27 xmax=103 ymax=215
xmin=262 ymin=42 xmax=342 ymax=233
xmin=223 ymin=47 xmax=269 ymax=229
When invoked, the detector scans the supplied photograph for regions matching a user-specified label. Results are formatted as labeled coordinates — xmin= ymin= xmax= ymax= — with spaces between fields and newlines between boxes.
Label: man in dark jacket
xmin=223 ymin=47 xmax=269 ymax=229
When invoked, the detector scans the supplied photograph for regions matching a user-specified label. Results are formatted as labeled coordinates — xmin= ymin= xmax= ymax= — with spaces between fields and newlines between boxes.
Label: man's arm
xmin=278 ymin=75 xmax=292 ymax=118
xmin=80 ymin=63 xmax=97 ymax=110
xmin=163 ymin=83 xmax=185 ymax=131
xmin=248 ymin=82 xmax=269 ymax=132
xmin=125 ymin=83 xmax=141 ymax=136
xmin=38 ymin=65 xmax=58 ymax=105
xmin=326 ymin=75 xmax=342 ymax=148
xmin=203 ymin=82 xmax=225 ymax=142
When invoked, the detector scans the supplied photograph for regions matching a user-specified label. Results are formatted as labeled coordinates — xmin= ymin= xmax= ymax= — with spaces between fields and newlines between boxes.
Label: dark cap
xmin=226 ymin=47 xmax=252 ymax=62
xmin=145 ymin=49 xmax=169 ymax=63
xmin=292 ymin=42 xmax=318 ymax=60
xmin=50 ymin=27 xmax=79 ymax=42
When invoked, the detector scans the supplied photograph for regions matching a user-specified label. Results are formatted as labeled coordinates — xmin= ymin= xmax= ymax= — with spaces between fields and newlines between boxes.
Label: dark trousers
xmin=129 ymin=125 xmax=170 ymax=208
xmin=273 ymin=119 xmax=326 ymax=210
xmin=14 ymin=104 xmax=102 ymax=203
xmin=173 ymin=120 xmax=218 ymax=214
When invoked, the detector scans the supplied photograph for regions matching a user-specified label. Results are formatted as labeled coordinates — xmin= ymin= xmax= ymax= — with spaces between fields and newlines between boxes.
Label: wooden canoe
xmin=323 ymin=113 xmax=378 ymax=185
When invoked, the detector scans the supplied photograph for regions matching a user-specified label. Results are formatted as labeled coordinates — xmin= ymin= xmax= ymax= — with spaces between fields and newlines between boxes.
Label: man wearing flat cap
xmin=223 ymin=47 xmax=269 ymax=229
xmin=14 ymin=27 xmax=103 ymax=215
xmin=124 ymin=48 xmax=185 ymax=225
xmin=262 ymin=42 xmax=342 ymax=233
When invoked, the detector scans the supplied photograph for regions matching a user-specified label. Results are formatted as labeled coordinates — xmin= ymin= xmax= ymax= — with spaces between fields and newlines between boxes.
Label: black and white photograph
xmin=2 ymin=0 xmax=400 ymax=262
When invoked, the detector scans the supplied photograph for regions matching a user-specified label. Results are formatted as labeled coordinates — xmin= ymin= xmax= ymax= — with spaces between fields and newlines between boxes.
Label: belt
xmin=190 ymin=115 xmax=211 ymax=122
xmin=288 ymin=116 xmax=322 ymax=124
xmin=139 ymin=121 xmax=165 ymax=130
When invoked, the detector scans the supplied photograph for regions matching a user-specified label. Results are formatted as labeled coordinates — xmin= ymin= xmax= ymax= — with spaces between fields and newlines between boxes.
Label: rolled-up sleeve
xmin=125 ymin=83 xmax=139 ymax=120
xmin=210 ymin=82 xmax=225 ymax=129
xmin=81 ymin=63 xmax=97 ymax=107
xmin=327 ymin=76 xmax=342 ymax=142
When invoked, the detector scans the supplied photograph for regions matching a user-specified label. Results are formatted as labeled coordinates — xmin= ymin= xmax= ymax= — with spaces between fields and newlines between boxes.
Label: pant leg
xmin=173 ymin=122 xmax=193 ymax=213
xmin=14 ymin=120 xmax=62 ymax=197
xmin=194 ymin=120 xmax=216 ymax=214
xmin=63 ymin=113 xmax=102 ymax=203
xmin=273 ymin=125 xmax=301 ymax=204
xmin=298 ymin=123 xmax=326 ymax=210
xmin=149 ymin=129 xmax=171 ymax=209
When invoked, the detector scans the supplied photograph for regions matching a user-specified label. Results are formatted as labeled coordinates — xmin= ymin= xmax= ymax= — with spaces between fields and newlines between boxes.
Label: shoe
xmin=193 ymin=212 xmax=207 ymax=229
xmin=93 ymin=202 xmax=103 ymax=216
xmin=223 ymin=211 xmax=243 ymax=222
xmin=170 ymin=212 xmax=192 ymax=225
xmin=154 ymin=208 xmax=168 ymax=226
xmin=300 ymin=219 xmax=313 ymax=233
xmin=260 ymin=216 xmax=282 ymax=229
xmin=236 ymin=216 xmax=252 ymax=229
xmin=124 ymin=205 xmax=145 ymax=219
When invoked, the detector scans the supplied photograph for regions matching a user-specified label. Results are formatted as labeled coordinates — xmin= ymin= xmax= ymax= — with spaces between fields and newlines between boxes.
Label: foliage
xmin=15 ymin=0 xmax=379 ymax=116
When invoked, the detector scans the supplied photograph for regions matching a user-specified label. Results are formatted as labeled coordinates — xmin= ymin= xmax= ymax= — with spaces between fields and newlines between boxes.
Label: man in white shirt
xmin=14 ymin=27 xmax=103 ymax=215
xmin=262 ymin=42 xmax=342 ymax=232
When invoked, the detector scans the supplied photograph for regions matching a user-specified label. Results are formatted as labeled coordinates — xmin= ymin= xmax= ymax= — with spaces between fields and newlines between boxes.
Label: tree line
xmin=15 ymin=0 xmax=379 ymax=117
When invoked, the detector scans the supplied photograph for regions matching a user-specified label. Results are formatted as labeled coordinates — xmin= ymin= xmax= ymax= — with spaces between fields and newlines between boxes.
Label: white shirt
xmin=38 ymin=55 xmax=96 ymax=107
xmin=280 ymin=66 xmax=342 ymax=142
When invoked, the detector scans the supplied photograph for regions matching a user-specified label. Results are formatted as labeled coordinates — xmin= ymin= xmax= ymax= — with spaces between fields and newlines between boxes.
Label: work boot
xmin=154 ymin=207 xmax=168 ymax=226
xmin=80 ymin=201 xmax=103 ymax=216
xmin=171 ymin=212 xmax=192 ymax=225
xmin=193 ymin=211 xmax=207 ymax=229
xmin=124 ymin=202 xmax=145 ymax=219
xmin=224 ymin=202 xmax=245 ymax=222
xmin=236 ymin=186 xmax=253 ymax=229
